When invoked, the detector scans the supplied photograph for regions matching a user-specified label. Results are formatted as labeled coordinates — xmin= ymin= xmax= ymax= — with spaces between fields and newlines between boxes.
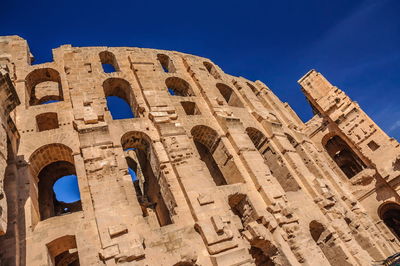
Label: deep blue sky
xmin=2 ymin=0 xmax=399 ymax=140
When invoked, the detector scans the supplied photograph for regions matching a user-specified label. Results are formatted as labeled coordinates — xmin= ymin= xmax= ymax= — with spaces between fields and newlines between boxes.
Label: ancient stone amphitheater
xmin=0 ymin=35 xmax=399 ymax=266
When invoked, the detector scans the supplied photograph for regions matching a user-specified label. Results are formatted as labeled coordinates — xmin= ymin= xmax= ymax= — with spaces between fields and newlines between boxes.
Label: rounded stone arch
xmin=29 ymin=143 xmax=74 ymax=178
xmin=121 ymin=130 xmax=153 ymax=153
xmin=157 ymin=53 xmax=176 ymax=73
xmin=322 ymin=132 xmax=367 ymax=178
xmin=165 ymin=77 xmax=194 ymax=96
xmin=102 ymin=77 xmax=137 ymax=118
xmin=46 ymin=235 xmax=80 ymax=266
xmin=25 ymin=67 xmax=63 ymax=106
xmin=20 ymin=132 xmax=80 ymax=164
xmin=216 ymin=83 xmax=244 ymax=108
xmin=321 ymin=131 xmax=340 ymax=148
xmin=99 ymin=50 xmax=119 ymax=72
xmin=102 ymin=77 xmax=134 ymax=104
xmin=378 ymin=201 xmax=400 ymax=239
xmin=120 ymin=130 xmax=173 ymax=226
xmin=245 ymin=127 xmax=268 ymax=150
xmin=203 ymin=61 xmax=221 ymax=79
xmin=29 ymin=143 xmax=82 ymax=221
xmin=246 ymin=82 xmax=259 ymax=94
xmin=190 ymin=125 xmax=220 ymax=152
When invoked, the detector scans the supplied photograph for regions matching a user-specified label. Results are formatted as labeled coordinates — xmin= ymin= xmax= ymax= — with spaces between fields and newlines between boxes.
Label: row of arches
xmin=26 ymin=73 xmax=244 ymax=123
xmin=28 ymin=130 xmax=174 ymax=228
xmin=25 ymin=55 xmax=243 ymax=110
xmin=245 ymin=126 xmax=400 ymax=241
xmin=25 ymin=121 xmax=400 ymax=263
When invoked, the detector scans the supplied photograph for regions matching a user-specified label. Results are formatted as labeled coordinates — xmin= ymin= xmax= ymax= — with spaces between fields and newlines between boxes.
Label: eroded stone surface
xmin=0 ymin=36 xmax=399 ymax=265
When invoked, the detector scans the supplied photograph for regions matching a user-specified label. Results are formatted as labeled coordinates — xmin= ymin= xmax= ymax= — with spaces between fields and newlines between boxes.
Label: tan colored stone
xmin=0 ymin=36 xmax=398 ymax=265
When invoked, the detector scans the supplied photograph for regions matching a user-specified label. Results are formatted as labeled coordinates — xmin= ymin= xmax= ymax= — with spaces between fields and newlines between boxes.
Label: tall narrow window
xmin=99 ymin=51 xmax=119 ymax=73
xmin=103 ymin=78 xmax=136 ymax=119
xmin=379 ymin=202 xmax=400 ymax=240
xmin=25 ymin=68 xmax=63 ymax=106
xmin=157 ymin=54 xmax=176 ymax=73
xmin=247 ymin=82 xmax=259 ymax=95
xmin=165 ymin=77 xmax=194 ymax=96
xmin=191 ymin=125 xmax=228 ymax=186
xmin=216 ymin=83 xmax=244 ymax=108
xmin=246 ymin=127 xmax=300 ymax=192
xmin=121 ymin=131 xmax=173 ymax=227
xmin=324 ymin=135 xmax=366 ymax=178
xmin=203 ymin=62 xmax=221 ymax=79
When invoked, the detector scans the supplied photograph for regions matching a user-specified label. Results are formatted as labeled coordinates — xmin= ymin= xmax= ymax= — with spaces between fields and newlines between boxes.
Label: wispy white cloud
xmin=389 ymin=120 xmax=400 ymax=132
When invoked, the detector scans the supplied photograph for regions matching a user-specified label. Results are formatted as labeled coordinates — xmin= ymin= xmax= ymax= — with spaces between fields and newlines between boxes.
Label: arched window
xmin=246 ymin=82 xmax=259 ymax=95
xmin=246 ymin=127 xmax=268 ymax=150
xmin=99 ymin=51 xmax=119 ymax=73
xmin=203 ymin=62 xmax=221 ymax=79
xmin=29 ymin=144 xmax=82 ymax=221
xmin=157 ymin=54 xmax=176 ymax=73
xmin=216 ymin=83 xmax=244 ymax=108
xmin=36 ymin=112 xmax=59 ymax=132
xmin=47 ymin=235 xmax=80 ymax=265
xmin=121 ymin=131 xmax=172 ymax=227
xmin=246 ymin=127 xmax=300 ymax=192
xmin=25 ymin=68 xmax=63 ymax=106
xmin=165 ymin=77 xmax=194 ymax=96
xmin=191 ymin=125 xmax=227 ymax=186
xmin=228 ymin=193 xmax=280 ymax=265
xmin=103 ymin=78 xmax=136 ymax=119
xmin=323 ymin=135 xmax=366 ymax=178
xmin=379 ymin=202 xmax=400 ymax=239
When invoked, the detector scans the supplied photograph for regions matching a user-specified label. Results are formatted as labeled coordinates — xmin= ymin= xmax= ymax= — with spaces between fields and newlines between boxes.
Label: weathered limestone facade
xmin=0 ymin=35 xmax=399 ymax=265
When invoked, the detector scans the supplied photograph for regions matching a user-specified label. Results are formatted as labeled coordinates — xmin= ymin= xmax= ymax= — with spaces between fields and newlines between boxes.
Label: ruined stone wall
xmin=0 ymin=35 xmax=399 ymax=265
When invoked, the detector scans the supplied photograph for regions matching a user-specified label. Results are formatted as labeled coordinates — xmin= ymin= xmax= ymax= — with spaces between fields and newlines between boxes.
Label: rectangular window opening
xmin=367 ymin=140 xmax=380 ymax=151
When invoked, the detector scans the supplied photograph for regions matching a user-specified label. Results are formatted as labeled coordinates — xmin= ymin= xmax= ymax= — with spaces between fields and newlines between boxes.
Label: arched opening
xmin=191 ymin=125 xmax=227 ymax=186
xmin=309 ymin=220 xmax=351 ymax=265
xmin=99 ymin=51 xmax=119 ymax=73
xmin=29 ymin=144 xmax=82 ymax=221
xmin=103 ymin=78 xmax=136 ymax=119
xmin=228 ymin=193 xmax=258 ymax=228
xmin=36 ymin=112 xmax=59 ymax=132
xmin=47 ymin=235 xmax=80 ymax=266
xmin=203 ymin=61 xmax=221 ymax=79
xmin=324 ymin=135 xmax=366 ymax=178
xmin=285 ymin=133 xmax=298 ymax=148
xmin=121 ymin=132 xmax=172 ymax=227
xmin=228 ymin=193 xmax=278 ymax=265
xmin=246 ymin=127 xmax=300 ymax=192
xmin=25 ymin=68 xmax=63 ymax=106
xmin=379 ymin=202 xmax=400 ymax=239
xmin=157 ymin=54 xmax=176 ymax=73
xmin=216 ymin=83 xmax=244 ymax=108
xmin=247 ymin=82 xmax=259 ymax=95
xmin=165 ymin=77 xmax=194 ymax=96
